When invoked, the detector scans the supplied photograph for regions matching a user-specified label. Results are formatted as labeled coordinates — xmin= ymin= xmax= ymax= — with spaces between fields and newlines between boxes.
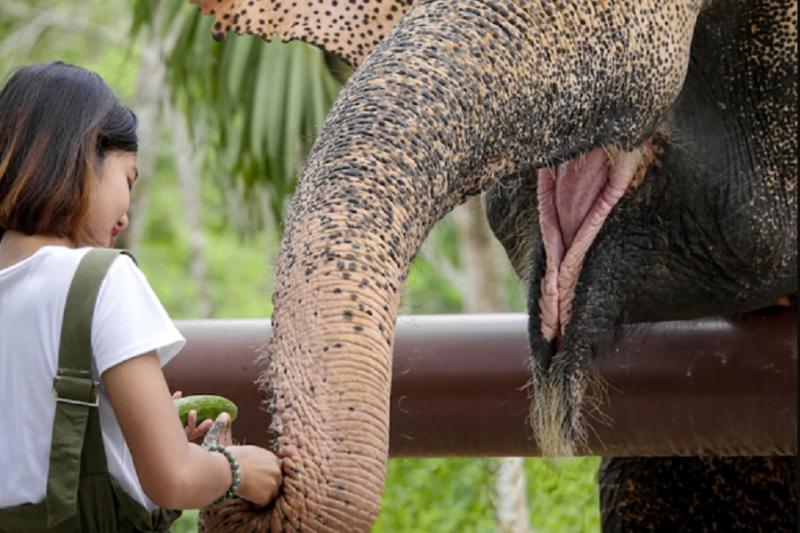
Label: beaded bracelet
xmin=207 ymin=444 xmax=241 ymax=505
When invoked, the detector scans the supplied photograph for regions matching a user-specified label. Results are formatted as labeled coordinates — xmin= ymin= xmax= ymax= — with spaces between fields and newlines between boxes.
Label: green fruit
xmin=174 ymin=394 xmax=239 ymax=426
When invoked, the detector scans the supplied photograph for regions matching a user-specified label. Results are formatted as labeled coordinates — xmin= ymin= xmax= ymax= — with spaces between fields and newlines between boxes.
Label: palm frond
xmin=130 ymin=0 xmax=350 ymax=227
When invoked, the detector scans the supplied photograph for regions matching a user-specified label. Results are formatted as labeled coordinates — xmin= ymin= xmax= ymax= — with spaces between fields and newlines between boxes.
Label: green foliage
xmin=525 ymin=457 xmax=601 ymax=532
xmin=0 ymin=0 xmax=136 ymax=94
xmin=404 ymin=256 xmax=465 ymax=314
xmin=375 ymin=459 xmax=497 ymax=533
xmin=372 ymin=457 xmax=601 ymax=532
xmin=172 ymin=509 xmax=199 ymax=533
xmin=135 ymin=138 xmax=278 ymax=319
xmin=130 ymin=0 xmax=345 ymax=227
xmin=403 ymin=217 xmax=466 ymax=314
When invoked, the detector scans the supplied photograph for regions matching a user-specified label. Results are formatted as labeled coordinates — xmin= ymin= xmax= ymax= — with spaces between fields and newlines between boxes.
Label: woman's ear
xmin=190 ymin=0 xmax=416 ymax=68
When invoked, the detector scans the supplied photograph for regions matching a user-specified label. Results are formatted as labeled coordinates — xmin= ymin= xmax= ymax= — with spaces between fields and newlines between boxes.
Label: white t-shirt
xmin=0 ymin=245 xmax=185 ymax=511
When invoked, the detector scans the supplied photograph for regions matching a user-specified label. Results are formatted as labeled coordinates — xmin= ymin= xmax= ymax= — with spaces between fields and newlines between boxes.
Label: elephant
xmin=189 ymin=0 xmax=797 ymax=530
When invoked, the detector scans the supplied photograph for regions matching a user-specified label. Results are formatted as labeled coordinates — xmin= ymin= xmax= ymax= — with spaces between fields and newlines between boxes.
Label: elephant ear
xmin=189 ymin=0 xmax=413 ymax=68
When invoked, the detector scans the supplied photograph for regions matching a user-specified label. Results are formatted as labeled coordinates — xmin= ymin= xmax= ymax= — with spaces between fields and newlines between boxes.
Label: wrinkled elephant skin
xmin=190 ymin=0 xmax=797 ymax=530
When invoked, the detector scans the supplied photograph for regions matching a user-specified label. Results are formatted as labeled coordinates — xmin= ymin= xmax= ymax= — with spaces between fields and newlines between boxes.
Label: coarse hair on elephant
xmin=189 ymin=0 xmax=797 ymax=530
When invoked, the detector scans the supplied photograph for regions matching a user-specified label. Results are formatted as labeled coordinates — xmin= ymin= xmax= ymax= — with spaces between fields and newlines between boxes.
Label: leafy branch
xmin=130 ymin=0 xmax=349 ymax=226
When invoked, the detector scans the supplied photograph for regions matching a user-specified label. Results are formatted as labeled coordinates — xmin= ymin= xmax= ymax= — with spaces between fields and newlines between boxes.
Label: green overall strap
xmin=46 ymin=248 xmax=130 ymax=528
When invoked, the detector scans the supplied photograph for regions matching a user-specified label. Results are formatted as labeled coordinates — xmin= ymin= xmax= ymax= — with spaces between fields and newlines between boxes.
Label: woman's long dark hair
xmin=0 ymin=61 xmax=137 ymax=241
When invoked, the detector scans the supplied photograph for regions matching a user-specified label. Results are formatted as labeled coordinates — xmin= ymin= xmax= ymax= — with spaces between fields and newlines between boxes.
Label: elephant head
xmin=191 ymin=0 xmax=797 ymax=530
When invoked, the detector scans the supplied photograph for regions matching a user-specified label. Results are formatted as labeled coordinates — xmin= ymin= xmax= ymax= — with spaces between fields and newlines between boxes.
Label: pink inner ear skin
xmin=537 ymin=144 xmax=650 ymax=343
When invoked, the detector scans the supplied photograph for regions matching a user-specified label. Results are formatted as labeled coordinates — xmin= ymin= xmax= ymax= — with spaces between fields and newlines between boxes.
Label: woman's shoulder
xmin=37 ymin=244 xmax=91 ymax=262
xmin=9 ymin=245 xmax=154 ymax=308
xmin=34 ymin=246 xmax=132 ymax=273
xmin=44 ymin=245 xmax=136 ymax=266
xmin=0 ymin=244 xmax=86 ymax=279
xmin=105 ymin=252 xmax=147 ymax=288
xmin=33 ymin=246 xmax=142 ymax=290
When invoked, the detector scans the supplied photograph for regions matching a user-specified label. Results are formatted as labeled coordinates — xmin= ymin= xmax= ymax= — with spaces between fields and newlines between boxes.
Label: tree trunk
xmin=451 ymin=195 xmax=533 ymax=533
xmin=116 ymin=4 xmax=166 ymax=252
xmin=494 ymin=457 xmax=534 ymax=533
xmin=168 ymin=102 xmax=214 ymax=318
xmin=450 ymin=195 xmax=508 ymax=314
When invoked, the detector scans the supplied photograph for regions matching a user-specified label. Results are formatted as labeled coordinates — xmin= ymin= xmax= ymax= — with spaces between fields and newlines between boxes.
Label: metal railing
xmin=164 ymin=308 xmax=797 ymax=457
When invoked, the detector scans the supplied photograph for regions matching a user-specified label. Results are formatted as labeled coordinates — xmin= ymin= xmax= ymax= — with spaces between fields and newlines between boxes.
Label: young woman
xmin=0 ymin=62 xmax=282 ymax=530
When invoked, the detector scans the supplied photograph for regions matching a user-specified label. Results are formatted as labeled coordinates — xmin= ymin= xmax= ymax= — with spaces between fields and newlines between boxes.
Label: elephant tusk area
xmin=164 ymin=307 xmax=796 ymax=458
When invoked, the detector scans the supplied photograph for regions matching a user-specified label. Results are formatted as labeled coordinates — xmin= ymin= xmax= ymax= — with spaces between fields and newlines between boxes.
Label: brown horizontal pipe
xmin=164 ymin=308 xmax=797 ymax=457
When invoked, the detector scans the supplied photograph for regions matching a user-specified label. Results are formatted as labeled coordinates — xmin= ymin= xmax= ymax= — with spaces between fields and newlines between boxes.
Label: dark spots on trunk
xmin=221 ymin=0 xmax=791 ymax=528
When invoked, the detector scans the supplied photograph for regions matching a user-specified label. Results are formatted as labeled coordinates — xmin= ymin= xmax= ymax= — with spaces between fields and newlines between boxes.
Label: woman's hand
xmin=204 ymin=413 xmax=283 ymax=507
xmin=227 ymin=444 xmax=283 ymax=507
xmin=172 ymin=390 xmax=214 ymax=442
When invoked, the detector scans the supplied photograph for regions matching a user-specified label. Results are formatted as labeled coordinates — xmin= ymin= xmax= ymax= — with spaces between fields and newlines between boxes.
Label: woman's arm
xmin=102 ymin=351 xmax=232 ymax=509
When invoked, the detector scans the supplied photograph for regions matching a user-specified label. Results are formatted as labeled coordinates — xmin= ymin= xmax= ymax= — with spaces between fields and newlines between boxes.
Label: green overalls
xmin=0 ymin=249 xmax=181 ymax=532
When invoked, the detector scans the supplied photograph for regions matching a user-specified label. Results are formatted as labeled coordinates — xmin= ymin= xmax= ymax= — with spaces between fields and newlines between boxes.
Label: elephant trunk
xmin=259 ymin=143 xmax=450 ymax=530
xmin=204 ymin=0 xmax=701 ymax=529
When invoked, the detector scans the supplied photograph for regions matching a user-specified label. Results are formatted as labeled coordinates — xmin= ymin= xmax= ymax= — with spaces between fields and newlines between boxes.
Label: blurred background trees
xmin=0 ymin=1 xmax=600 ymax=530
